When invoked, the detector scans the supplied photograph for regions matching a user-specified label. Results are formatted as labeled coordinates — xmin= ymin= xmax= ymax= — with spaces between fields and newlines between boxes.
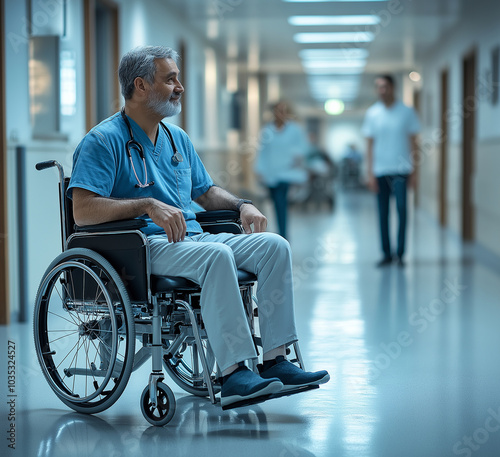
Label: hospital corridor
xmin=1 ymin=1 xmax=500 ymax=456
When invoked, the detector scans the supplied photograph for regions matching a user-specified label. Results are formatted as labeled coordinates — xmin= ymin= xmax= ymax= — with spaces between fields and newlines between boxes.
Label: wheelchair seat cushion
xmin=236 ymin=270 xmax=257 ymax=284
xmin=151 ymin=270 xmax=256 ymax=294
xmin=151 ymin=275 xmax=199 ymax=293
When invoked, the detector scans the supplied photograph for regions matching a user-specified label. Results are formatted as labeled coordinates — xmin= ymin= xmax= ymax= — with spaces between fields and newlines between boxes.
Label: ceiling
xmin=171 ymin=0 xmax=464 ymax=115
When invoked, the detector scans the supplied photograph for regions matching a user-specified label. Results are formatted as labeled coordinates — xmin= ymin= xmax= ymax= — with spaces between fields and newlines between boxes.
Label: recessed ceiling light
xmin=304 ymin=67 xmax=366 ymax=75
xmin=308 ymin=75 xmax=362 ymax=83
xmin=409 ymin=71 xmax=421 ymax=82
xmin=310 ymin=81 xmax=360 ymax=88
xmin=294 ymin=32 xmax=374 ymax=43
xmin=324 ymin=99 xmax=345 ymax=115
xmin=289 ymin=15 xmax=380 ymax=26
xmin=302 ymin=60 xmax=366 ymax=69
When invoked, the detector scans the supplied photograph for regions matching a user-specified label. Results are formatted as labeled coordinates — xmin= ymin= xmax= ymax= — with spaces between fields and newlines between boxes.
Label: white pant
xmin=148 ymin=231 xmax=298 ymax=372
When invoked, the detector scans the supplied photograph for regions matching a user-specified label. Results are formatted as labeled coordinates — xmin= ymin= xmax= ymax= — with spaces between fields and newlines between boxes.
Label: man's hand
xmin=368 ymin=173 xmax=379 ymax=193
xmin=408 ymin=172 xmax=417 ymax=189
xmin=240 ymin=204 xmax=267 ymax=234
xmin=147 ymin=199 xmax=186 ymax=243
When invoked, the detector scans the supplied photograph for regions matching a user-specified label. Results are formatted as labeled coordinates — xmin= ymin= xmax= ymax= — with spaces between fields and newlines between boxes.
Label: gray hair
xmin=118 ymin=46 xmax=179 ymax=100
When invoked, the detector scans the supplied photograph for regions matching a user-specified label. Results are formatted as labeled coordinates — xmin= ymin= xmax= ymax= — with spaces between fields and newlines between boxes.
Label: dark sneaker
xmin=220 ymin=365 xmax=283 ymax=409
xmin=258 ymin=356 xmax=330 ymax=390
xmin=376 ymin=257 xmax=393 ymax=267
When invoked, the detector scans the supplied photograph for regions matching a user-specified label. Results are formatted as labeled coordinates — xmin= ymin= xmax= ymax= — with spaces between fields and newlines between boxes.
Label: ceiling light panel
xmin=308 ymin=75 xmax=362 ymax=86
xmin=299 ymin=49 xmax=370 ymax=60
xmin=311 ymin=85 xmax=360 ymax=100
xmin=294 ymin=32 xmax=374 ymax=43
xmin=304 ymin=67 xmax=366 ymax=75
xmin=288 ymin=15 xmax=380 ymax=26
xmin=302 ymin=60 xmax=366 ymax=69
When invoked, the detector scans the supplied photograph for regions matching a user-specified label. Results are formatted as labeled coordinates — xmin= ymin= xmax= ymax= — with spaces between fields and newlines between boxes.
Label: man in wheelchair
xmin=68 ymin=45 xmax=329 ymax=409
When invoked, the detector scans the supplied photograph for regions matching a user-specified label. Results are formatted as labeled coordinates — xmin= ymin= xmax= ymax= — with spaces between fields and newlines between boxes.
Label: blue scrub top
xmin=68 ymin=112 xmax=214 ymax=236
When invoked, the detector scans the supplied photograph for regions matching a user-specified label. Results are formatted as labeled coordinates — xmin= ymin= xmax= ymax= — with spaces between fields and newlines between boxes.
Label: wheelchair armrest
xmin=75 ymin=219 xmax=148 ymax=233
xmin=196 ymin=210 xmax=243 ymax=235
xmin=195 ymin=210 xmax=240 ymax=224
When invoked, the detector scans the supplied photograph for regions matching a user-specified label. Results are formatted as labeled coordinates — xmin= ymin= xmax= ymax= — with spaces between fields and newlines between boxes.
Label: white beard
xmin=147 ymin=92 xmax=182 ymax=118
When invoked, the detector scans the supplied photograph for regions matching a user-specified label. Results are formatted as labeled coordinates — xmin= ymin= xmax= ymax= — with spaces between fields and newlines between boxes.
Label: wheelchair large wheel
xmin=34 ymin=248 xmax=135 ymax=414
xmin=163 ymin=338 xmax=220 ymax=397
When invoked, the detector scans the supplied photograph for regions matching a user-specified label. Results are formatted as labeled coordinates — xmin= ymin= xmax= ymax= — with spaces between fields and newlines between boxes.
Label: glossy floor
xmin=2 ymin=190 xmax=500 ymax=457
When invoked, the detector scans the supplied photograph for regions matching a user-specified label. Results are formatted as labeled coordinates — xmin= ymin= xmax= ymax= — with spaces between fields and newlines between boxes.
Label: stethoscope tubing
xmin=120 ymin=109 xmax=183 ymax=188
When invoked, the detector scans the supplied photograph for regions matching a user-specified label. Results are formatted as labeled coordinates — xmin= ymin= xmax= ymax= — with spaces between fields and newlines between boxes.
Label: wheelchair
xmin=33 ymin=160 xmax=307 ymax=426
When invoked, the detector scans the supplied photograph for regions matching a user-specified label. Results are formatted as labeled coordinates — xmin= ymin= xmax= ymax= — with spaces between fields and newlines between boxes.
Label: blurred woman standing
xmin=254 ymin=101 xmax=309 ymax=240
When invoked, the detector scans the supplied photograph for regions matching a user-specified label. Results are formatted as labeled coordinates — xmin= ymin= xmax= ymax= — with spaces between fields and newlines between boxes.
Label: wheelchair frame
xmin=33 ymin=160 xmax=305 ymax=426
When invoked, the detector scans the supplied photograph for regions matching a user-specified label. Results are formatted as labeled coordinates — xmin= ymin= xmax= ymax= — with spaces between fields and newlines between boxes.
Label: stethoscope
xmin=121 ymin=109 xmax=183 ymax=188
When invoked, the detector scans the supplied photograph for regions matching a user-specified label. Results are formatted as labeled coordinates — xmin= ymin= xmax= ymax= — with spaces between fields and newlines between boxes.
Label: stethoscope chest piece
xmin=172 ymin=152 xmax=183 ymax=164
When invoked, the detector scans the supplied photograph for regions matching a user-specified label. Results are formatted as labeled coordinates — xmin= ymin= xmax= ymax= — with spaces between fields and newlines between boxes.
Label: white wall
xmin=418 ymin=0 xmax=500 ymax=255
xmin=4 ymin=0 xmax=31 ymax=145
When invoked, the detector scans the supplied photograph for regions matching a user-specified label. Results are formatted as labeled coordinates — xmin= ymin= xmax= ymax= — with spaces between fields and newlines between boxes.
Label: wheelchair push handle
xmin=35 ymin=159 xmax=65 ymax=185
xmin=35 ymin=159 xmax=68 ymax=250
xmin=35 ymin=160 xmax=58 ymax=171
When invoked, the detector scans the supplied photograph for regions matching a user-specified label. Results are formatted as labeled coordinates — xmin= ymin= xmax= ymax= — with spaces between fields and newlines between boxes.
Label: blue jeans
xmin=376 ymin=175 xmax=409 ymax=259
xmin=268 ymin=182 xmax=290 ymax=239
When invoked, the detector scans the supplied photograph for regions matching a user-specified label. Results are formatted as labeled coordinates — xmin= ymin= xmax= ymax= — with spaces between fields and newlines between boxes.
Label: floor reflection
xmin=24 ymin=397 xmax=316 ymax=457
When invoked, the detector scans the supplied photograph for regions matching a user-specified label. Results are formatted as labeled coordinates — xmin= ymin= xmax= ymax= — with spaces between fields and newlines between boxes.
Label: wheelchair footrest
xmin=268 ymin=384 xmax=319 ymax=400
xmin=220 ymin=393 xmax=276 ymax=411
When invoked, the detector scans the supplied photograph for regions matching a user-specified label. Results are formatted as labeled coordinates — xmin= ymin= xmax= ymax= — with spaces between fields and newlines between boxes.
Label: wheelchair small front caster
xmin=140 ymin=382 xmax=176 ymax=426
